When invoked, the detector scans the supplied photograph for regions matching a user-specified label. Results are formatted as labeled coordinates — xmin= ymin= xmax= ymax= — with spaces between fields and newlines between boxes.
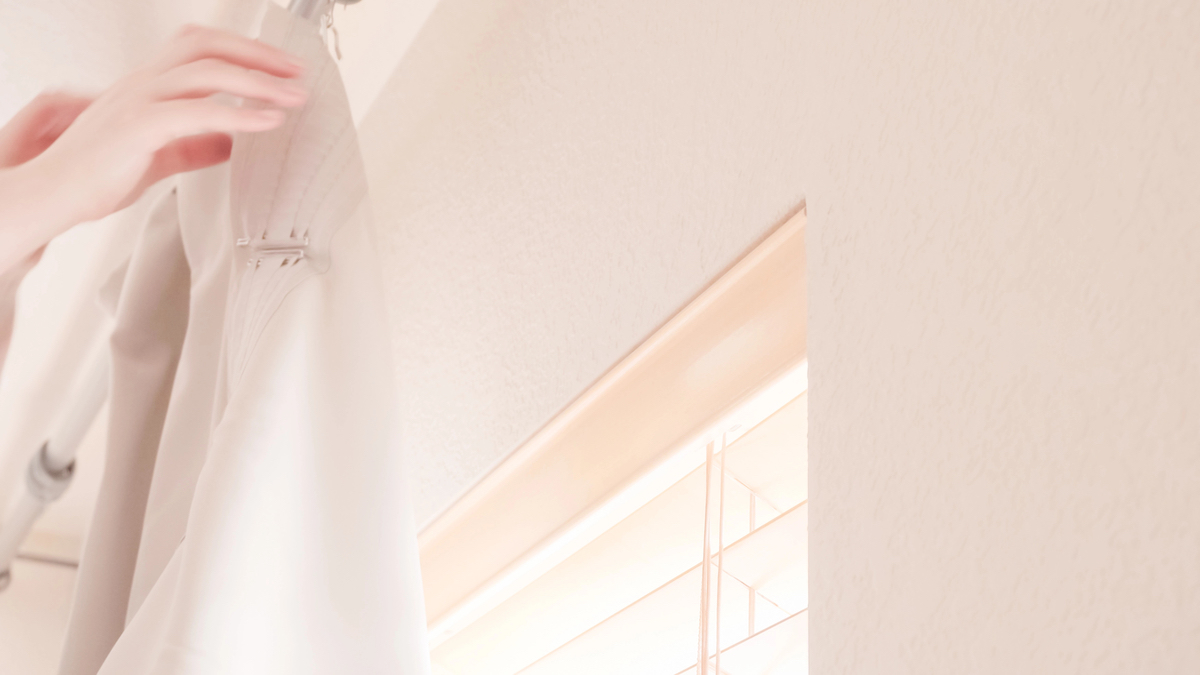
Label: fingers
xmin=148 ymin=98 xmax=285 ymax=146
xmin=153 ymin=58 xmax=307 ymax=107
xmin=143 ymin=132 xmax=233 ymax=186
xmin=113 ymin=133 xmax=235 ymax=214
xmin=151 ymin=24 xmax=304 ymax=79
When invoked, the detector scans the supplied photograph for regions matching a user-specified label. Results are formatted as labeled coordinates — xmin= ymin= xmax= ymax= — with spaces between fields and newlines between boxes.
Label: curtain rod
xmin=288 ymin=0 xmax=361 ymax=20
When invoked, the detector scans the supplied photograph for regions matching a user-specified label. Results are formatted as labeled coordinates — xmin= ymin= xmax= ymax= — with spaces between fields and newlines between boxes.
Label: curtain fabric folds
xmin=61 ymin=6 xmax=430 ymax=674
xmin=58 ymin=189 xmax=191 ymax=675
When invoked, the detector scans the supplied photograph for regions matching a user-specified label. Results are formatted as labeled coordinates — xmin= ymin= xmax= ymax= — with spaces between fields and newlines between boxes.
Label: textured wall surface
xmin=359 ymin=0 xmax=807 ymax=525
xmin=802 ymin=2 xmax=1200 ymax=672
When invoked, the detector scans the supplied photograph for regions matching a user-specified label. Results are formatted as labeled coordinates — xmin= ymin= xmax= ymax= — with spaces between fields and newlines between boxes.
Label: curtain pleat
xmin=58 ymin=6 xmax=430 ymax=674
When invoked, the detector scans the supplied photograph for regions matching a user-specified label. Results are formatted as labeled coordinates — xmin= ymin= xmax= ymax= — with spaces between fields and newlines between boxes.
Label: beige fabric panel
xmin=125 ymin=163 xmax=233 ymax=622
xmin=91 ymin=5 xmax=430 ymax=673
xmin=59 ymin=190 xmax=190 ymax=675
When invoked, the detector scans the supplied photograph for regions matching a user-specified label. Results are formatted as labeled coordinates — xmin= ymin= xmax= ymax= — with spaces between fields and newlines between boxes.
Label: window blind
xmin=430 ymin=380 xmax=807 ymax=675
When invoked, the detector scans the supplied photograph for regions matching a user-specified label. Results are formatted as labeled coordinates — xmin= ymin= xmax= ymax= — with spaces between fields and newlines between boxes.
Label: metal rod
xmin=0 ymin=337 xmax=109 ymax=591
xmin=287 ymin=0 xmax=327 ymax=20
xmin=0 ymin=493 xmax=46 ymax=590
xmin=288 ymin=0 xmax=360 ymax=20
xmin=44 ymin=339 xmax=109 ymax=471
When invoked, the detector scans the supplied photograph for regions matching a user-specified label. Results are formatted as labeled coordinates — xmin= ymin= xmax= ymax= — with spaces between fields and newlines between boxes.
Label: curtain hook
xmin=322 ymin=3 xmax=342 ymax=60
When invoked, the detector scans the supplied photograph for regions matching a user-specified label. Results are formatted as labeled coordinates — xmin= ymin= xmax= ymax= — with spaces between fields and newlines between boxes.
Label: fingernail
xmin=285 ymin=55 xmax=306 ymax=73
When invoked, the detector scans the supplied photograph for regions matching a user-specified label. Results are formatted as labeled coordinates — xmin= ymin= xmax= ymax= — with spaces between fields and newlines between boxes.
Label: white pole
xmin=0 ymin=336 xmax=109 ymax=590
xmin=0 ymin=493 xmax=46 ymax=583
xmin=43 ymin=337 xmax=110 ymax=471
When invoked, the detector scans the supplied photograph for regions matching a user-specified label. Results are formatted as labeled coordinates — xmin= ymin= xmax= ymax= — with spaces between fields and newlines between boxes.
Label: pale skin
xmin=0 ymin=25 xmax=307 ymax=366
xmin=0 ymin=24 xmax=309 ymax=280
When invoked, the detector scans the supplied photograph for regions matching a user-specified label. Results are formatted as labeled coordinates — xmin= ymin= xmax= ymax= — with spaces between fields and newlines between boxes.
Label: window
xmin=431 ymin=366 xmax=806 ymax=675
xmin=420 ymin=208 xmax=807 ymax=675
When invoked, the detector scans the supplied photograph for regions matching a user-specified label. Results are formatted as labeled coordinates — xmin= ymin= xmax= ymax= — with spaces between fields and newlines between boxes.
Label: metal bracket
xmin=25 ymin=442 xmax=75 ymax=503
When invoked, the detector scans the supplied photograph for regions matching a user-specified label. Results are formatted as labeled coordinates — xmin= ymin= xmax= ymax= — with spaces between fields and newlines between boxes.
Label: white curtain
xmin=57 ymin=187 xmax=190 ymax=675
xmin=60 ymin=5 xmax=430 ymax=673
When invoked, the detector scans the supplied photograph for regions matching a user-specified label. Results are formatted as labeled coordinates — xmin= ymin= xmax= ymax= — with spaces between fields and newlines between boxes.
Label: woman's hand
xmin=0 ymin=92 xmax=92 ymax=276
xmin=0 ymin=23 xmax=304 ymax=348
xmin=0 ymin=24 xmax=306 ymax=274
xmin=27 ymin=25 xmax=307 ymax=226
xmin=0 ymin=92 xmax=94 ymax=169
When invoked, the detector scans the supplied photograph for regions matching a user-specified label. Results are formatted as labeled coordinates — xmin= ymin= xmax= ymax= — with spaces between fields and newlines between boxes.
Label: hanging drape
xmin=58 ymin=188 xmax=191 ymax=675
xmin=59 ymin=5 xmax=430 ymax=673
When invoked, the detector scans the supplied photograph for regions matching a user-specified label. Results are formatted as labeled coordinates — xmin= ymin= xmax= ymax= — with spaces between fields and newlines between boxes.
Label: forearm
xmin=0 ymin=160 xmax=78 ymax=275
